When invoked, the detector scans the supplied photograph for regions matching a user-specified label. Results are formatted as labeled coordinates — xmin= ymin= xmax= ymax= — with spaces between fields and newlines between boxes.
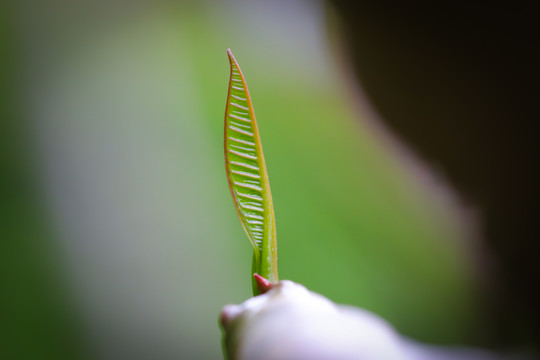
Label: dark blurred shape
xmin=327 ymin=0 xmax=539 ymax=351
xmin=0 ymin=3 xmax=87 ymax=360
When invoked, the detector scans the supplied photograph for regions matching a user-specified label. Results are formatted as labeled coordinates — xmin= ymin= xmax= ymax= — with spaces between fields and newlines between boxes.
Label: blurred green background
xmin=2 ymin=0 xmax=488 ymax=359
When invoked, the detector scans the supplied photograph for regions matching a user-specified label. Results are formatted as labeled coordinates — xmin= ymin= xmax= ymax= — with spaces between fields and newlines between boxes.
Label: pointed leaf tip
xmin=226 ymin=49 xmax=236 ymax=66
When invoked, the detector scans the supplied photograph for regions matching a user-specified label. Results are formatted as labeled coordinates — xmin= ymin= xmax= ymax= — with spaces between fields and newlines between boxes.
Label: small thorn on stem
xmin=254 ymin=273 xmax=274 ymax=294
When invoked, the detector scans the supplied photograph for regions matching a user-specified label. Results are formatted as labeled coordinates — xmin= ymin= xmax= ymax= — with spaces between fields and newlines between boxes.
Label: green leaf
xmin=224 ymin=49 xmax=278 ymax=294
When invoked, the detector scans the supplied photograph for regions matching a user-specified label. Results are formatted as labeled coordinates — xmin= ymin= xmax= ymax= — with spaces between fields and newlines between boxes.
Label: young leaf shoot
xmin=224 ymin=49 xmax=278 ymax=295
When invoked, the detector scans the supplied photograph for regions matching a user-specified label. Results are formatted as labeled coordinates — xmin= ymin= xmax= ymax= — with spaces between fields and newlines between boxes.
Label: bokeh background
xmin=2 ymin=0 xmax=537 ymax=359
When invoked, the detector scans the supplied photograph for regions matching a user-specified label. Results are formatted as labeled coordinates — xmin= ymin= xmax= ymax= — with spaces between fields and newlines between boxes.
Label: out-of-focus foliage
xmin=0 ymin=3 xmax=87 ymax=359
xmin=2 ymin=1 xmax=484 ymax=359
